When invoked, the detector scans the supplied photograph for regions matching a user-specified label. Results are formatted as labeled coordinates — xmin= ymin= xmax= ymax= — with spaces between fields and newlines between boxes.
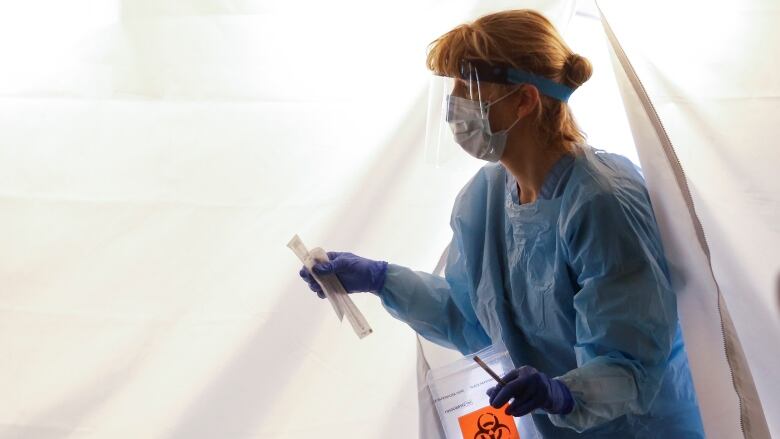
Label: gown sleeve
xmin=549 ymin=186 xmax=678 ymax=432
xmin=378 ymin=238 xmax=491 ymax=355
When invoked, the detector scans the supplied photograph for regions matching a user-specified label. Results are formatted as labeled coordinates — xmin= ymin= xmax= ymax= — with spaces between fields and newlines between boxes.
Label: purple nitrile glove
xmin=298 ymin=251 xmax=388 ymax=298
xmin=486 ymin=365 xmax=574 ymax=417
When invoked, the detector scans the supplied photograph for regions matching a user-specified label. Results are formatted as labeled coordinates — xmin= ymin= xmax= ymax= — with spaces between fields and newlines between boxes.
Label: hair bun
xmin=563 ymin=53 xmax=593 ymax=89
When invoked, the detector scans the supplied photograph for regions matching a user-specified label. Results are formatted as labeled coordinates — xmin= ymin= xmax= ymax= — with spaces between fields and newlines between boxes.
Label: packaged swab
xmin=287 ymin=235 xmax=373 ymax=339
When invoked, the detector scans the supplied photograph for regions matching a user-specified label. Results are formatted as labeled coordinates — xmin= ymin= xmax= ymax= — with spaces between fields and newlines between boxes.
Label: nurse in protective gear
xmin=299 ymin=9 xmax=705 ymax=438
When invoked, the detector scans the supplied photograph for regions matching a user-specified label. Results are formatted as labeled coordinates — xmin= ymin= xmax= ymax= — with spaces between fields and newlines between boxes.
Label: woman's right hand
xmin=298 ymin=251 xmax=389 ymax=298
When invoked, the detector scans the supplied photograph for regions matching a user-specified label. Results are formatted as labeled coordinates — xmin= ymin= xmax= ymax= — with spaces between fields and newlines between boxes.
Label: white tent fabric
xmin=0 ymin=2 xmax=473 ymax=437
xmin=1 ymin=1 xmax=777 ymax=438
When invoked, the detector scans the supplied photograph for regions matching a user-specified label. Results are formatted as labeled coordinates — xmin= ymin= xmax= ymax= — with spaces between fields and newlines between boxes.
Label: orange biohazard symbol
xmin=458 ymin=405 xmax=520 ymax=439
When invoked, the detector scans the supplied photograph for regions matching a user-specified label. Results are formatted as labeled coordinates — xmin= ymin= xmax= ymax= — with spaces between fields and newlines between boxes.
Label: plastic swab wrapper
xmin=287 ymin=235 xmax=373 ymax=339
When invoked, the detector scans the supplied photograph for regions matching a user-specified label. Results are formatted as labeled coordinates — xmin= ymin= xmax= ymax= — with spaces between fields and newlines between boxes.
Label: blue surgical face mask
xmin=445 ymin=88 xmax=522 ymax=162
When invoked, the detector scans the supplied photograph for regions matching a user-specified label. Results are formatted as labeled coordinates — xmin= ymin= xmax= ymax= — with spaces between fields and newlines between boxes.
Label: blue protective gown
xmin=379 ymin=149 xmax=705 ymax=438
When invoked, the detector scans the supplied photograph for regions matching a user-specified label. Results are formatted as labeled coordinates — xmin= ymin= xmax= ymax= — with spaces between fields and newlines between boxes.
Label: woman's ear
xmin=515 ymin=84 xmax=541 ymax=120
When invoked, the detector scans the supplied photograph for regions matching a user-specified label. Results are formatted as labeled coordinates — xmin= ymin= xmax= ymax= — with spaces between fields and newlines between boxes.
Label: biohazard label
xmin=457 ymin=405 xmax=520 ymax=439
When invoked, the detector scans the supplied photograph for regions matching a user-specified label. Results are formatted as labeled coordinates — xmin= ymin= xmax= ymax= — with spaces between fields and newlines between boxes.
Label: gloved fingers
xmin=326 ymin=251 xmax=346 ymax=260
xmin=514 ymin=365 xmax=538 ymax=379
xmin=513 ymin=373 xmax=544 ymax=405
xmin=312 ymin=262 xmax=334 ymax=275
xmin=299 ymin=266 xmax=325 ymax=298
xmin=499 ymin=368 xmax=521 ymax=383
xmin=299 ymin=266 xmax=310 ymax=279
xmin=491 ymin=372 xmax=538 ymax=409
xmin=317 ymin=252 xmax=360 ymax=275
xmin=488 ymin=368 xmax=520 ymax=405
xmin=489 ymin=382 xmax=518 ymax=408
xmin=306 ymin=279 xmax=323 ymax=294
xmin=309 ymin=251 xmax=347 ymax=276
xmin=505 ymin=392 xmax=545 ymax=417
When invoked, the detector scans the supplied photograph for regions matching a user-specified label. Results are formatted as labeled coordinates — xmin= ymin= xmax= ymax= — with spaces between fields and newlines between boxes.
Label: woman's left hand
xmin=487 ymin=366 xmax=575 ymax=417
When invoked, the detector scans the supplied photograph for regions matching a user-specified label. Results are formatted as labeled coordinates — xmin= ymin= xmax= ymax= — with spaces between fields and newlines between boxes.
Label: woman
xmin=299 ymin=10 xmax=704 ymax=438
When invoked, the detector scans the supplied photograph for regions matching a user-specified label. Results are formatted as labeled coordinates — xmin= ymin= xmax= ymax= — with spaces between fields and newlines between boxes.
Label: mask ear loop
xmin=501 ymin=114 xmax=523 ymax=134
xmin=486 ymin=85 xmax=523 ymax=109
xmin=485 ymin=85 xmax=524 ymax=135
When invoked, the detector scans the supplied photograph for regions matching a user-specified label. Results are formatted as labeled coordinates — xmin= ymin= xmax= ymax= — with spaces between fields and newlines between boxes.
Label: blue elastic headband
xmin=506 ymin=69 xmax=574 ymax=103
xmin=459 ymin=59 xmax=575 ymax=103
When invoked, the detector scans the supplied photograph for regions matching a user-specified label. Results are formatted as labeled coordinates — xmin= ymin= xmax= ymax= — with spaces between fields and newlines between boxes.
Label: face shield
xmin=424 ymin=59 xmax=575 ymax=166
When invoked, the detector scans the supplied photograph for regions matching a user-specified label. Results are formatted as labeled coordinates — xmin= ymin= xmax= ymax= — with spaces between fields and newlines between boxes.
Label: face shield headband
xmin=457 ymin=59 xmax=574 ymax=103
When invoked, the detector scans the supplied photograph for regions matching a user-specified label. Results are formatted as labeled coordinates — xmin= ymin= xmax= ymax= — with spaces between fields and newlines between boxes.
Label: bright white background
xmin=0 ymin=1 xmax=638 ymax=437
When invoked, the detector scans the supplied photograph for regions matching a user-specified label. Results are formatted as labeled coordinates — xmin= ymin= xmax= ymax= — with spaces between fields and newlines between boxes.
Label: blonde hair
xmin=427 ymin=10 xmax=592 ymax=152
